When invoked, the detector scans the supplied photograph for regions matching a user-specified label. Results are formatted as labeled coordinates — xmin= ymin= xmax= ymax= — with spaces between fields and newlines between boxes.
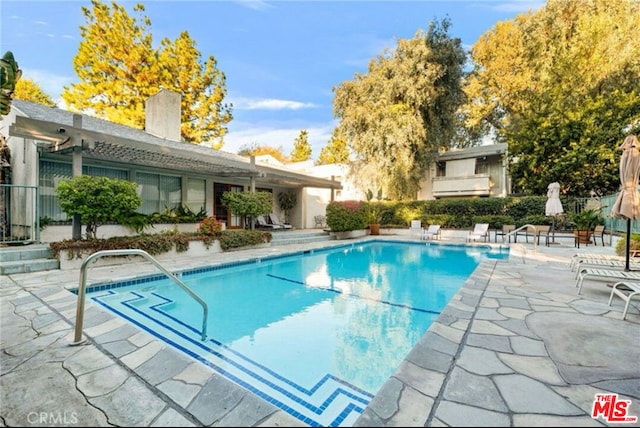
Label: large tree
xmin=61 ymin=0 xmax=232 ymax=147
xmin=333 ymin=18 xmax=466 ymax=200
xmin=464 ymin=0 xmax=640 ymax=197
xmin=13 ymin=78 xmax=56 ymax=107
xmin=290 ymin=130 xmax=312 ymax=162
xmin=316 ymin=129 xmax=349 ymax=165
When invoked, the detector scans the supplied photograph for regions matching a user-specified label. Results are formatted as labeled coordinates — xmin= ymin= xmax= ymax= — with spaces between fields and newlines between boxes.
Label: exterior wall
xmin=298 ymin=164 xmax=363 ymax=229
xmin=3 ymin=109 xmax=40 ymax=242
xmin=40 ymin=222 xmax=205 ymax=243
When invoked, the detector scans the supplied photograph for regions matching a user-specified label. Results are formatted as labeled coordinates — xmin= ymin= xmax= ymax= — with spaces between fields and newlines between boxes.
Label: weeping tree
xmin=333 ymin=18 xmax=466 ymax=199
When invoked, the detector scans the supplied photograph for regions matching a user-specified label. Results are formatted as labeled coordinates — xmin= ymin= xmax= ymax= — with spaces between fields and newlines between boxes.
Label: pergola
xmin=9 ymin=105 xmax=341 ymax=238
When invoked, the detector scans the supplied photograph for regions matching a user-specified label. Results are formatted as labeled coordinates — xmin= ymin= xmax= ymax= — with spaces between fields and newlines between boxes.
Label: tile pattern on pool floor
xmin=91 ymin=288 xmax=373 ymax=427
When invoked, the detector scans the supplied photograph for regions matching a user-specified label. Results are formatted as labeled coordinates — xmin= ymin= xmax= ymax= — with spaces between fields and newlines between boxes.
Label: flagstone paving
xmin=1 ymin=231 xmax=638 ymax=427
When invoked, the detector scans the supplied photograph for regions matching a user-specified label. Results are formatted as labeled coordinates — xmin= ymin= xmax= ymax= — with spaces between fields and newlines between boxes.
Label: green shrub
xmin=325 ymin=200 xmax=367 ymax=232
xmin=222 ymin=191 xmax=273 ymax=228
xmin=616 ymin=233 xmax=640 ymax=256
xmin=149 ymin=204 xmax=207 ymax=224
xmin=55 ymin=175 xmax=142 ymax=239
xmin=217 ymin=229 xmax=271 ymax=250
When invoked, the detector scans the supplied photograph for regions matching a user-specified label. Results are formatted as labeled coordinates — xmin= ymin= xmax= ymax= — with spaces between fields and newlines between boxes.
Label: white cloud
xmin=232 ymin=0 xmax=274 ymax=12
xmin=491 ymin=1 xmax=545 ymax=14
xmin=234 ymin=98 xmax=318 ymax=111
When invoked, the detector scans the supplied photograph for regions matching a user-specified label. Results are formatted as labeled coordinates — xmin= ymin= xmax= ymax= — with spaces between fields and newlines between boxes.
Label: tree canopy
xmin=61 ymin=0 xmax=232 ymax=148
xmin=464 ymin=0 xmax=640 ymax=197
xmin=13 ymin=77 xmax=55 ymax=107
xmin=290 ymin=130 xmax=312 ymax=162
xmin=333 ymin=18 xmax=466 ymax=200
xmin=316 ymin=129 xmax=349 ymax=165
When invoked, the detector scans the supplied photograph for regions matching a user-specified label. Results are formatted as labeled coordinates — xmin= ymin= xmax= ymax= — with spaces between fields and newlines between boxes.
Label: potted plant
xmin=365 ymin=188 xmax=383 ymax=235
xmin=571 ymin=208 xmax=602 ymax=243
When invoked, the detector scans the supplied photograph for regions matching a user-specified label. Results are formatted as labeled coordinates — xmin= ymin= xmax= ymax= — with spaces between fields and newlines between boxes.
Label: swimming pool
xmin=84 ymin=240 xmax=508 ymax=427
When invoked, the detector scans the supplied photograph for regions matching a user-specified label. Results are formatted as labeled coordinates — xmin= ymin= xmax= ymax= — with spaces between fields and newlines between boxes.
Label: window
xmin=475 ymin=157 xmax=489 ymax=175
xmin=436 ymin=161 xmax=446 ymax=177
xmin=39 ymin=160 xmax=128 ymax=220
xmin=136 ymin=172 xmax=181 ymax=215
xmin=186 ymin=178 xmax=206 ymax=214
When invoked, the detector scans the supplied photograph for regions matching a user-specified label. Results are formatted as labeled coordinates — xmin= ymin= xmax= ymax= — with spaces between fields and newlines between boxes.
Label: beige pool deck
xmin=1 ymin=230 xmax=639 ymax=427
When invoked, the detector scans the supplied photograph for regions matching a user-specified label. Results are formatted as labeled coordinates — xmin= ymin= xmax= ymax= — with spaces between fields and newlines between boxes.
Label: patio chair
xmin=422 ymin=224 xmax=441 ymax=240
xmin=314 ymin=214 xmax=326 ymax=228
xmin=467 ymin=223 xmax=489 ymax=242
xmin=256 ymin=215 xmax=282 ymax=230
xmin=532 ymin=225 xmax=551 ymax=246
xmin=495 ymin=224 xmax=515 ymax=243
xmin=268 ymin=213 xmax=293 ymax=229
xmin=592 ymin=225 xmax=606 ymax=246
xmin=608 ymin=281 xmax=640 ymax=320
xmin=409 ymin=220 xmax=422 ymax=238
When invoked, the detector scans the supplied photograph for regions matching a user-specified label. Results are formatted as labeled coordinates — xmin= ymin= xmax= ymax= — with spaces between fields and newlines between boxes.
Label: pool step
xmin=0 ymin=244 xmax=60 ymax=275
xmin=269 ymin=230 xmax=334 ymax=247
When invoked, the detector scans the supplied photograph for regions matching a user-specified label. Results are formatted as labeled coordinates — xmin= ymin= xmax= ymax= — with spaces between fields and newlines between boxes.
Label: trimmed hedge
xmin=365 ymin=195 xmax=577 ymax=229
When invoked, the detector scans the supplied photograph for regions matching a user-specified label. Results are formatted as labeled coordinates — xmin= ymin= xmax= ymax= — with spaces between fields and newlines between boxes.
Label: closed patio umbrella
xmin=611 ymin=135 xmax=640 ymax=271
xmin=545 ymin=182 xmax=563 ymax=242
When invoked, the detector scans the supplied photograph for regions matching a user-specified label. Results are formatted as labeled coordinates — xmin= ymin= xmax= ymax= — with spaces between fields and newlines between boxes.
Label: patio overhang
xmin=10 ymin=116 xmax=258 ymax=177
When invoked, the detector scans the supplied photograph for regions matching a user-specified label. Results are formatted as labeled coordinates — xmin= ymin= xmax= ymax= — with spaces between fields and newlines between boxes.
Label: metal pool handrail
xmin=504 ymin=224 xmax=538 ymax=252
xmin=71 ymin=249 xmax=208 ymax=344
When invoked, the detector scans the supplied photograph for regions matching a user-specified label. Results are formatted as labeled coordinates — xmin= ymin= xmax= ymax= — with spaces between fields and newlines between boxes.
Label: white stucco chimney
xmin=145 ymin=89 xmax=181 ymax=141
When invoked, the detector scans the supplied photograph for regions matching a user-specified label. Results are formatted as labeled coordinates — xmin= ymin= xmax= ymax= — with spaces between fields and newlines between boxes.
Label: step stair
xmin=0 ymin=244 xmax=59 ymax=275
xmin=268 ymin=230 xmax=334 ymax=246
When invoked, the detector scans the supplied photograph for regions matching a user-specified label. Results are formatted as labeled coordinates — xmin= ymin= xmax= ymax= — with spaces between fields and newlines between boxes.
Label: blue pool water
xmin=86 ymin=240 xmax=508 ymax=427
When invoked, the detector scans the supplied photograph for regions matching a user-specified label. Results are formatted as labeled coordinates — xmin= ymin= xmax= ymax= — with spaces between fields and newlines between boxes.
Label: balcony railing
xmin=432 ymin=174 xmax=491 ymax=197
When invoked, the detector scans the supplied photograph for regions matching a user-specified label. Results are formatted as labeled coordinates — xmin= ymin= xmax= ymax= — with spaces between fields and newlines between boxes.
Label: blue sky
xmin=1 ymin=0 xmax=544 ymax=159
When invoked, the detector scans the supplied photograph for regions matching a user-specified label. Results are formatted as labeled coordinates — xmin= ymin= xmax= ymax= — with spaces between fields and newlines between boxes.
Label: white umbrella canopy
xmin=545 ymin=182 xmax=564 ymax=216
xmin=611 ymin=134 xmax=640 ymax=270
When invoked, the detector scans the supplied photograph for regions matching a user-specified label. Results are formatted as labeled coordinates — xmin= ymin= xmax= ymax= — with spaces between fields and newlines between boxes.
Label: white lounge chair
xmin=409 ymin=220 xmax=422 ymax=239
xmin=574 ymin=258 xmax=640 ymax=278
xmin=467 ymin=223 xmax=489 ymax=242
xmin=608 ymin=281 xmax=640 ymax=320
xmin=268 ymin=213 xmax=293 ymax=229
xmin=575 ymin=268 xmax=640 ymax=294
xmin=422 ymin=224 xmax=441 ymax=240
xmin=570 ymin=253 xmax=627 ymax=271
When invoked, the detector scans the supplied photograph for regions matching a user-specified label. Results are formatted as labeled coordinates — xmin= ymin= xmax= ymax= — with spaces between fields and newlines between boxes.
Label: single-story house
xmin=0 ymin=90 xmax=341 ymax=244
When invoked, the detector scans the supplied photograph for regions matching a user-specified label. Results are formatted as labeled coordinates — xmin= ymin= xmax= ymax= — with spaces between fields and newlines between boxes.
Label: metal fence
xmin=0 ymin=184 xmax=39 ymax=244
xmin=575 ymin=193 xmax=640 ymax=236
